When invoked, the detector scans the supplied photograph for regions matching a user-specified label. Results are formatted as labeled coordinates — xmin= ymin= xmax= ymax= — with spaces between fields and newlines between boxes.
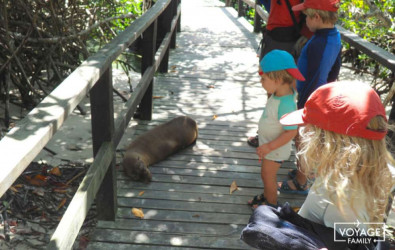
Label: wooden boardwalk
xmin=86 ymin=0 xmax=308 ymax=249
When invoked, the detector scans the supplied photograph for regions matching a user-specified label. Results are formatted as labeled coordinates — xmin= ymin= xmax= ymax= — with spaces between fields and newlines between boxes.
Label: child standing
xmin=248 ymin=50 xmax=305 ymax=209
xmin=294 ymin=0 xmax=342 ymax=108
xmin=280 ymin=81 xmax=394 ymax=231
xmin=279 ymin=0 xmax=342 ymax=194
xmin=247 ymin=0 xmax=314 ymax=148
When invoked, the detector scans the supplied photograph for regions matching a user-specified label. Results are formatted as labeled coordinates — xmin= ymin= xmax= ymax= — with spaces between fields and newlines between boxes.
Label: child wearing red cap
xmin=278 ymin=0 xmax=342 ymax=195
xmin=248 ymin=50 xmax=305 ymax=209
xmin=280 ymin=81 xmax=395 ymax=233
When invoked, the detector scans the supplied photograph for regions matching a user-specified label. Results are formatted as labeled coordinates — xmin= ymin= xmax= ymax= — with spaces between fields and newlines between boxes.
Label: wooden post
xmin=90 ymin=67 xmax=117 ymax=220
xmin=225 ymin=0 xmax=232 ymax=7
xmin=253 ymin=0 xmax=261 ymax=33
xmin=238 ymin=0 xmax=244 ymax=17
xmin=170 ymin=0 xmax=177 ymax=49
xmin=158 ymin=2 xmax=173 ymax=73
xmin=177 ymin=0 xmax=181 ymax=32
xmin=138 ymin=20 xmax=157 ymax=121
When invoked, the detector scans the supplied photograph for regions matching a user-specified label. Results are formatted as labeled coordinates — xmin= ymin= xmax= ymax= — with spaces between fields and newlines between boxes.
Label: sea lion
xmin=122 ymin=116 xmax=198 ymax=182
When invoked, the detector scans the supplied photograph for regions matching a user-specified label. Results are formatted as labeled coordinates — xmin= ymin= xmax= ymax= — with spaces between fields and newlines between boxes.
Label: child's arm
xmin=256 ymin=129 xmax=297 ymax=160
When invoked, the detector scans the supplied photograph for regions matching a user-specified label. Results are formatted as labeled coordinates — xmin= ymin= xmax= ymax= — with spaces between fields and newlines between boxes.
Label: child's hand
xmin=256 ymin=144 xmax=272 ymax=162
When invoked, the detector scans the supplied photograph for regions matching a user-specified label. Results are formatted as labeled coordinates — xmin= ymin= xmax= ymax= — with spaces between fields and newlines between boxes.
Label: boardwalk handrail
xmin=0 ymin=0 xmax=180 ymax=249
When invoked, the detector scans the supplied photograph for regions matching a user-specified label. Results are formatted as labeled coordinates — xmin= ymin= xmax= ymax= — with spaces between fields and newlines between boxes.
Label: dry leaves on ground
xmin=131 ymin=208 xmax=144 ymax=219
xmin=0 ymin=162 xmax=95 ymax=249
xmin=230 ymin=180 xmax=238 ymax=194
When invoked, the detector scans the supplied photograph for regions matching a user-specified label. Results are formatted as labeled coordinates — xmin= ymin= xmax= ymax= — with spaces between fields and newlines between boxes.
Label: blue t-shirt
xmin=296 ymin=27 xmax=342 ymax=108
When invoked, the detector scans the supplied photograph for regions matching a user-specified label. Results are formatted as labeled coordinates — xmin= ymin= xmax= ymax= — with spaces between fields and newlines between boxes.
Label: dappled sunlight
xmin=170 ymin=237 xmax=184 ymax=246
xmin=171 ymin=175 xmax=182 ymax=181
xmin=212 ymin=193 xmax=225 ymax=198
xmin=143 ymin=210 xmax=159 ymax=219
xmin=135 ymin=233 xmax=149 ymax=243
xmin=123 ymin=191 xmax=136 ymax=197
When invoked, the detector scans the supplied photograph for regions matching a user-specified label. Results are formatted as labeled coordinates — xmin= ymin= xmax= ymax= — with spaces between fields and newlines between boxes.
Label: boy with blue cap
xmin=248 ymin=50 xmax=305 ymax=209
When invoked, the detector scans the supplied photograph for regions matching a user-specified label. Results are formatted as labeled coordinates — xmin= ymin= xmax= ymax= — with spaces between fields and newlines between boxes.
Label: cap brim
xmin=286 ymin=68 xmax=306 ymax=81
xmin=292 ymin=3 xmax=306 ymax=12
xmin=280 ymin=109 xmax=305 ymax=126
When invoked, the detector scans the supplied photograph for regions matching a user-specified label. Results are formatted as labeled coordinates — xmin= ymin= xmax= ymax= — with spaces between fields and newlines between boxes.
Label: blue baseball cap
xmin=260 ymin=50 xmax=305 ymax=81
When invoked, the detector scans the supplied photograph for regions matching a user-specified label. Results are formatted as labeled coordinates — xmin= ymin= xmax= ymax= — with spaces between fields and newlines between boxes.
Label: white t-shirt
xmin=258 ymin=92 xmax=297 ymax=161
xmin=299 ymin=164 xmax=395 ymax=234
xmin=298 ymin=179 xmax=369 ymax=234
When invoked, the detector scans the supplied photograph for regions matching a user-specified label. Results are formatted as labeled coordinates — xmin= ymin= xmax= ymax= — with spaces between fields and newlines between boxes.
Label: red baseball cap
xmin=292 ymin=0 xmax=341 ymax=12
xmin=280 ymin=81 xmax=387 ymax=140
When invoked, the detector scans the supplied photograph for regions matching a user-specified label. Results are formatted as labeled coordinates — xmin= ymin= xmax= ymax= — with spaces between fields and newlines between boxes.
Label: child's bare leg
xmin=261 ymin=159 xmax=281 ymax=205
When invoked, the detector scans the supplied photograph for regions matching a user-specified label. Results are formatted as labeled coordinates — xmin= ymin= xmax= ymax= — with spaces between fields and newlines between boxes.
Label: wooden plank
xmin=117 ymin=207 xmax=251 ymax=224
xmin=117 ymin=181 xmax=262 ymax=196
xmin=176 ymin=32 xmax=257 ymax=47
xmin=118 ymin=198 xmax=251 ymax=214
xmin=117 ymin=166 xmax=295 ymax=180
xmin=116 ymin=189 xmax=305 ymax=206
xmin=90 ymin=229 xmax=250 ymax=249
xmin=163 ymin=154 xmax=272 ymax=166
xmin=119 ymin=173 xmax=300 ymax=190
xmin=162 ymin=148 xmax=259 ymax=161
xmin=117 ymin=189 xmax=254 ymax=204
xmin=135 ymin=173 xmax=263 ymax=187
xmin=97 ymin=219 xmax=246 ymax=235
xmin=159 ymin=70 xmax=262 ymax=81
xmin=160 ymin=154 xmax=294 ymax=168
xmin=136 ymin=159 xmax=296 ymax=173
xmin=143 ymin=167 xmax=258 ymax=179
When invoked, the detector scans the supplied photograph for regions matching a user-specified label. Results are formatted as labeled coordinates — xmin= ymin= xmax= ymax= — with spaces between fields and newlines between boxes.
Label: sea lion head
xmin=122 ymin=155 xmax=152 ymax=183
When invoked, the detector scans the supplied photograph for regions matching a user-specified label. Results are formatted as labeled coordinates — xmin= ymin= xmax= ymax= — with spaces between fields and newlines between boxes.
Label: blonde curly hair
xmin=297 ymin=116 xmax=394 ymax=224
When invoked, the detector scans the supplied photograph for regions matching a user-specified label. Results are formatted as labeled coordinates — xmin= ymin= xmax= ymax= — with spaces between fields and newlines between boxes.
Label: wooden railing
xmin=232 ymin=0 xmax=395 ymax=119
xmin=0 ymin=0 xmax=181 ymax=249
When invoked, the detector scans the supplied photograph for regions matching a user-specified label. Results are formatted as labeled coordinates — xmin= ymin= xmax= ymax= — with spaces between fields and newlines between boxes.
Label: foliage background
xmin=0 ymin=0 xmax=154 ymax=128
